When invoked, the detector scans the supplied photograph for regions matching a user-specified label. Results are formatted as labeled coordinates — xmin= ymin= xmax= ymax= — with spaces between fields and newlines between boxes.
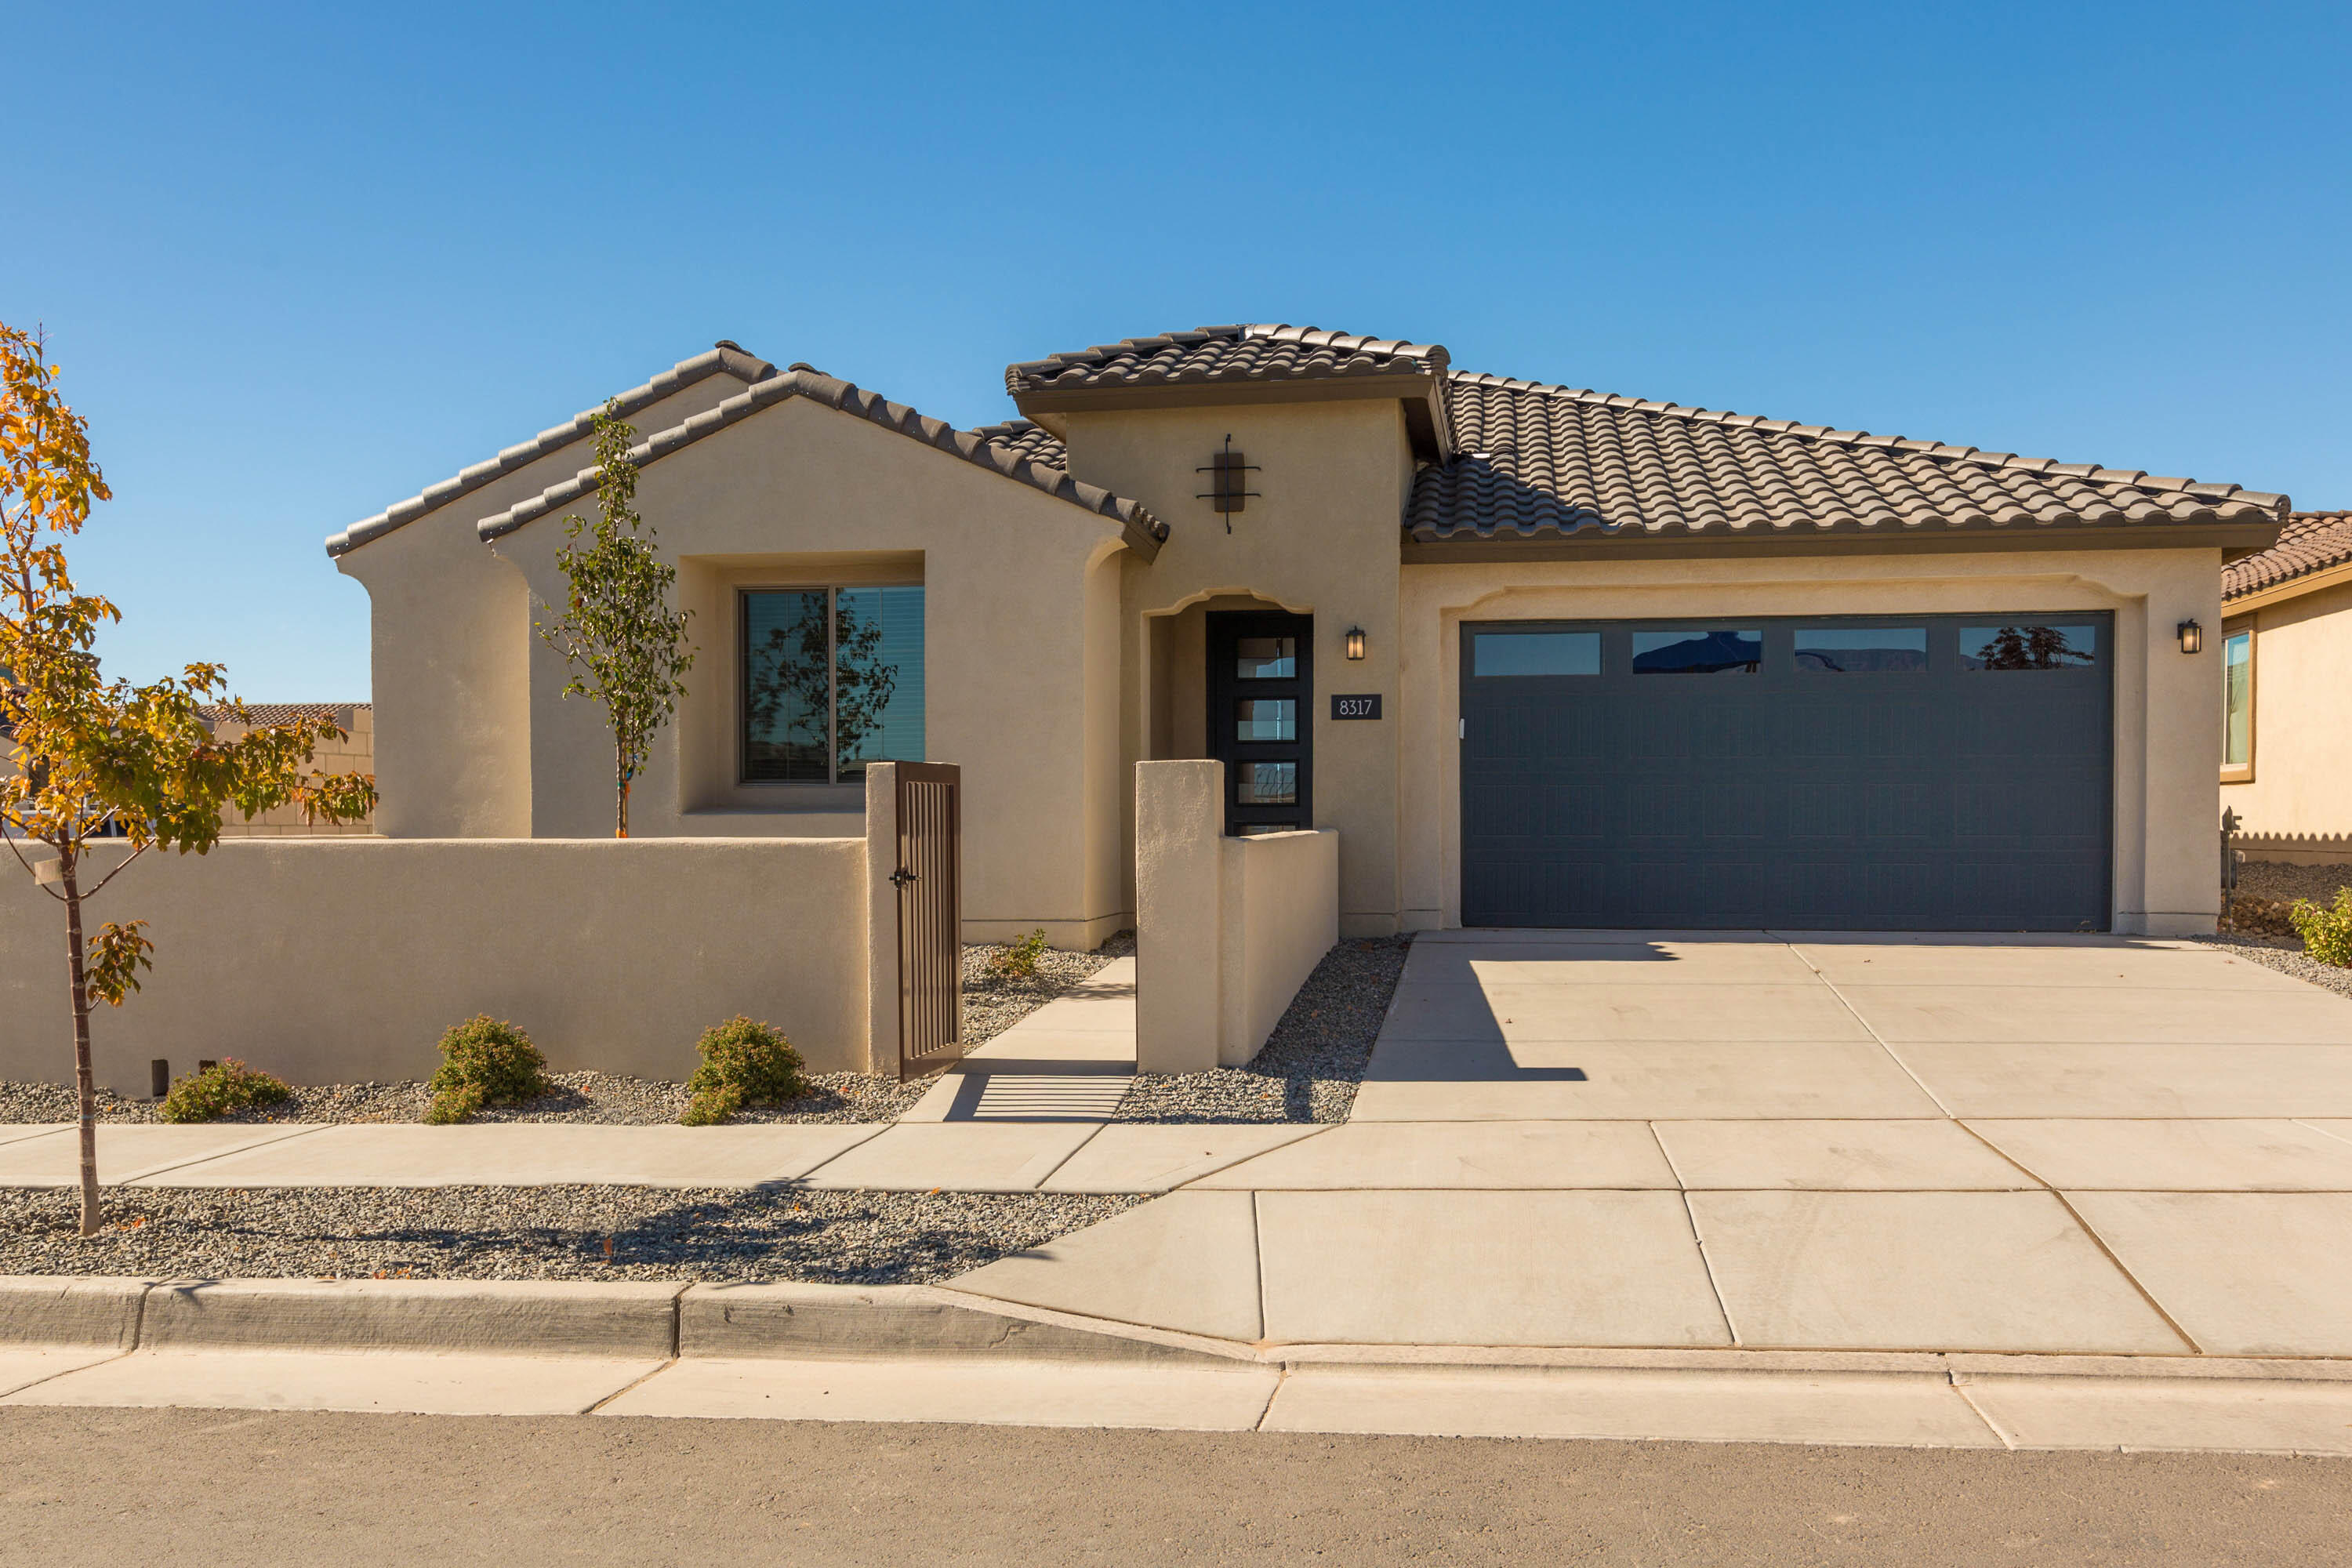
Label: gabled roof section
xmin=1409 ymin=372 xmax=2289 ymax=554
xmin=971 ymin=419 xmax=1069 ymax=470
xmin=325 ymin=342 xmax=776 ymax=557
xmin=2225 ymin=511 xmax=2352 ymax=601
xmin=477 ymin=365 xmax=1167 ymax=559
xmin=1007 ymin=323 xmax=1448 ymax=397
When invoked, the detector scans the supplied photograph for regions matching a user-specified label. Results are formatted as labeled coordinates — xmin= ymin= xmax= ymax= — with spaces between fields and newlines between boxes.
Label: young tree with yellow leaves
xmin=0 ymin=322 xmax=376 ymax=1237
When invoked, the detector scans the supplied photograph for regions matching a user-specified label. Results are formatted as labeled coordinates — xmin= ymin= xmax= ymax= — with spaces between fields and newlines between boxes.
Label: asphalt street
xmin=2 ymin=1407 xmax=2347 ymax=1566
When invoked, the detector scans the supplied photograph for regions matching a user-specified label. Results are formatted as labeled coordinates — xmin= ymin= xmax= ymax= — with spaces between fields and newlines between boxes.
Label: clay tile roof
xmin=2224 ymin=510 xmax=2352 ymax=601
xmin=477 ymin=366 xmax=1166 ymax=558
xmin=970 ymin=419 xmax=1069 ymax=470
xmin=1410 ymin=373 xmax=2290 ymax=546
xmin=327 ymin=343 xmax=778 ymax=558
xmin=1007 ymin=324 xmax=1448 ymax=397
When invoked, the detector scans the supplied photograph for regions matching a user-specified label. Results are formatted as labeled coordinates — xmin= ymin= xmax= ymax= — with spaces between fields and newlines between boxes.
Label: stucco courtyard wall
xmin=0 ymin=838 xmax=873 ymax=1094
xmin=1397 ymin=546 xmax=2227 ymax=936
xmin=1135 ymin=760 xmax=1339 ymax=1073
xmin=2223 ymin=577 xmax=2352 ymax=865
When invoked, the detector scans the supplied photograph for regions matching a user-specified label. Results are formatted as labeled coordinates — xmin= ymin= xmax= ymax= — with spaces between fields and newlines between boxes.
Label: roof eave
xmin=1402 ymin=517 xmax=2284 ymax=565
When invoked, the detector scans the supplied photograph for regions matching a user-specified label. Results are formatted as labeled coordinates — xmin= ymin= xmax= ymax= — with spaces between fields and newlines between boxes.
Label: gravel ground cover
xmin=1 ymin=936 xmax=1131 ymax=1127
xmin=0 ymin=1185 xmax=1142 ymax=1286
xmin=2185 ymin=933 xmax=2352 ymax=1004
xmin=1115 ymin=935 xmax=1413 ymax=1123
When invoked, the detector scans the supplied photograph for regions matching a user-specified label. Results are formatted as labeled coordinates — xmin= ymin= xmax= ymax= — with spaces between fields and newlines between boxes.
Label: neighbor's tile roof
xmin=971 ymin=419 xmax=1069 ymax=469
xmin=327 ymin=343 xmax=776 ymax=557
xmin=2225 ymin=511 xmax=2352 ymax=601
xmin=479 ymin=366 xmax=1165 ymax=554
xmin=1410 ymin=373 xmax=2290 ymax=544
xmin=196 ymin=702 xmax=367 ymax=728
xmin=1007 ymin=324 xmax=1447 ymax=397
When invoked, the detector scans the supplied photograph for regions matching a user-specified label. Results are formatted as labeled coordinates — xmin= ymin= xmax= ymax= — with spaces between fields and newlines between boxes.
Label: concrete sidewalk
xmin=7 ymin=1274 xmax=2352 ymax=1454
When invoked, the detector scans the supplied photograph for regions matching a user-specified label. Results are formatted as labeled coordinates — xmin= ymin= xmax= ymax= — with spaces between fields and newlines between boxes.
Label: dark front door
xmin=1459 ymin=614 xmax=2114 ymax=931
xmin=1208 ymin=612 xmax=1313 ymax=836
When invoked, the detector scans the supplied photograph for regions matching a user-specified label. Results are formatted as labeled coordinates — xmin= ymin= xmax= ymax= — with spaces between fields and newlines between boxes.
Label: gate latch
xmin=889 ymin=867 xmax=918 ymax=890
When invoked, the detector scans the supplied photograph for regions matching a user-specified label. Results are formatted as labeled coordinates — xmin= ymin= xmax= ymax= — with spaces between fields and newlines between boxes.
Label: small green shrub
xmin=2290 ymin=889 xmax=2352 ymax=967
xmin=160 ymin=1058 xmax=291 ymax=1123
xmin=426 ymin=1015 xmax=549 ymax=1123
xmin=988 ymin=928 xmax=1050 ymax=982
xmin=681 ymin=1015 xmax=806 ymax=1125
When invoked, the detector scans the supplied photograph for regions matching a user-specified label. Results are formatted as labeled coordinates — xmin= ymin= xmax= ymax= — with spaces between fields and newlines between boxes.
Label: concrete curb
xmin=7 ymin=1276 xmax=2352 ymax=1388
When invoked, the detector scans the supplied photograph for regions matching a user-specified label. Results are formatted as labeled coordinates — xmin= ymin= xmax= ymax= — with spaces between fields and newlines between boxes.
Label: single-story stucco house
xmin=2220 ymin=510 xmax=2352 ymax=865
xmin=326 ymin=324 xmax=2288 ymax=943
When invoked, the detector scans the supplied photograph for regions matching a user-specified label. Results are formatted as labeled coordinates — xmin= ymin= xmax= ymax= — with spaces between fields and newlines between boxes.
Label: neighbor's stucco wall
xmin=0 ymin=837 xmax=872 ymax=1092
xmin=1398 ymin=546 xmax=2226 ymax=936
xmin=1067 ymin=398 xmax=1415 ymax=938
xmin=334 ymin=370 xmax=757 ymax=838
xmin=2223 ymin=577 xmax=2352 ymax=863
xmin=489 ymin=395 xmax=1137 ymax=949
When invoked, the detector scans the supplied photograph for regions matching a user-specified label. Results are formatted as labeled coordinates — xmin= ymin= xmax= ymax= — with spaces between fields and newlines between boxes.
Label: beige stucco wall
xmin=2222 ymin=577 xmax=2352 ymax=862
xmin=1397 ymin=546 xmax=2227 ymax=936
xmin=488 ymin=395 xmax=1139 ymax=949
xmin=0 ymin=837 xmax=873 ymax=1093
xmin=1134 ymin=760 xmax=1338 ymax=1072
xmin=1069 ymin=398 xmax=1414 ymax=938
xmin=334 ymin=370 xmax=757 ymax=839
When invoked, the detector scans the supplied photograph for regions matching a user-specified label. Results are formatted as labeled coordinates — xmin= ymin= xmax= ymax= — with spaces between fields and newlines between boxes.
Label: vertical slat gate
xmin=894 ymin=762 xmax=963 ymax=1079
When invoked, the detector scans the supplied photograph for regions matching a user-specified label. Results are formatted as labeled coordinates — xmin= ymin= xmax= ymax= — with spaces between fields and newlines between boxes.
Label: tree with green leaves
xmin=0 ymin=321 xmax=377 ymax=1236
xmin=535 ymin=401 xmax=695 ymax=836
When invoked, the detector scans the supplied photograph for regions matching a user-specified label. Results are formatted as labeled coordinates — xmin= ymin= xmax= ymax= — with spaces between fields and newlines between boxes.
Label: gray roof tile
xmin=477 ymin=367 xmax=1164 ymax=557
xmin=970 ymin=419 xmax=1069 ymax=469
xmin=326 ymin=343 xmax=776 ymax=557
xmin=2225 ymin=510 xmax=2352 ymax=600
xmin=1007 ymin=323 xmax=1447 ymax=397
xmin=1410 ymin=372 xmax=2289 ymax=545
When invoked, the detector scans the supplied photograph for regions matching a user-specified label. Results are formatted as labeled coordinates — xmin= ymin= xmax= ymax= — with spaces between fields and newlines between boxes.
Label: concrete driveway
xmin=954 ymin=931 xmax=2352 ymax=1383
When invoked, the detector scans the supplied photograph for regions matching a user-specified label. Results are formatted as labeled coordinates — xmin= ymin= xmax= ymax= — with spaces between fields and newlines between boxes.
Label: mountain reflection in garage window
xmin=1795 ymin=627 xmax=1928 ymax=673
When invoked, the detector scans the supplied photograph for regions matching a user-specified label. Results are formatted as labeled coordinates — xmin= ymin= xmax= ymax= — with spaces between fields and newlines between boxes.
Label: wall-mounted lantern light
xmin=1345 ymin=626 xmax=1367 ymax=661
xmin=1193 ymin=434 xmax=1260 ymax=533
xmin=2177 ymin=619 xmax=2204 ymax=655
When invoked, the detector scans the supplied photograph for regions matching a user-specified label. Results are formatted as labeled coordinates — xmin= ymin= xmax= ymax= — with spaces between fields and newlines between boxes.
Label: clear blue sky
xmin=9 ymin=2 xmax=2348 ymax=699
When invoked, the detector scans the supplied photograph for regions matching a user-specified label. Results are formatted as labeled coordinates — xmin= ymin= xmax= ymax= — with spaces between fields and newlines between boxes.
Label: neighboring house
xmin=198 ymin=703 xmax=376 ymax=837
xmin=2220 ymin=510 xmax=2352 ymax=864
xmin=327 ymin=326 xmax=2285 ymax=940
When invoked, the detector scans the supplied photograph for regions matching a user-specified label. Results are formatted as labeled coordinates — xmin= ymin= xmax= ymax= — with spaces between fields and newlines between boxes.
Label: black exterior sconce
xmin=1195 ymin=434 xmax=1260 ymax=532
xmin=1345 ymin=626 xmax=1367 ymax=661
xmin=2176 ymin=619 xmax=2203 ymax=654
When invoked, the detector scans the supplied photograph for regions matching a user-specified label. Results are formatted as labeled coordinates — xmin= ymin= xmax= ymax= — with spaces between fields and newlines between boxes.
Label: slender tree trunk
xmin=616 ymin=737 xmax=630 ymax=839
xmin=62 ymin=856 xmax=100 ymax=1238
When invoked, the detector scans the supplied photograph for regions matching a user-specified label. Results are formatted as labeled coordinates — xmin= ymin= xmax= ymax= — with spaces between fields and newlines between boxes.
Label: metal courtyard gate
xmin=893 ymin=762 xmax=964 ymax=1080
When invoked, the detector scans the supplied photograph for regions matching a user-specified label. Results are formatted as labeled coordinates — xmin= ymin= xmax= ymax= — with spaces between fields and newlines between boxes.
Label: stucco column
xmin=864 ymin=763 xmax=898 ymax=1076
xmin=1135 ymin=760 xmax=1223 ymax=1074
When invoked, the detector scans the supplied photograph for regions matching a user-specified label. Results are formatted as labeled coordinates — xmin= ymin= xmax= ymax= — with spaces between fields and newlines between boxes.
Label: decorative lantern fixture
xmin=1345 ymin=626 xmax=1367 ymax=661
xmin=1194 ymin=434 xmax=1260 ymax=532
xmin=2176 ymin=619 xmax=2204 ymax=655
